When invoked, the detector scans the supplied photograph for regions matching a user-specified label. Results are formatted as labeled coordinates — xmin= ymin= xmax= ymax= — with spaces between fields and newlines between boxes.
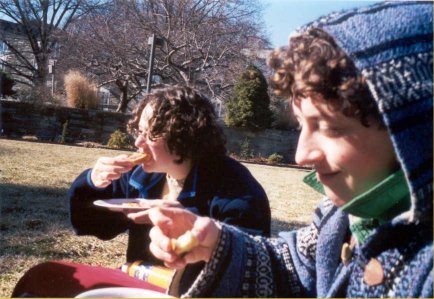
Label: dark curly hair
xmin=127 ymin=85 xmax=226 ymax=164
xmin=268 ymin=28 xmax=384 ymax=128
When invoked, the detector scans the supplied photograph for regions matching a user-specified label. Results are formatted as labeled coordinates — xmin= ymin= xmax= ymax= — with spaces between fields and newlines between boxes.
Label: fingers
xmin=148 ymin=207 xmax=185 ymax=229
xmin=90 ymin=155 xmax=135 ymax=188
xmin=98 ymin=156 xmax=134 ymax=169
xmin=147 ymin=207 xmax=221 ymax=266
xmin=127 ymin=210 xmax=151 ymax=224
xmin=163 ymin=260 xmax=187 ymax=269
xmin=148 ymin=226 xmax=187 ymax=269
xmin=188 ymin=217 xmax=221 ymax=262
xmin=96 ymin=169 xmax=124 ymax=181
xmin=149 ymin=239 xmax=174 ymax=262
xmin=146 ymin=200 xmax=183 ymax=209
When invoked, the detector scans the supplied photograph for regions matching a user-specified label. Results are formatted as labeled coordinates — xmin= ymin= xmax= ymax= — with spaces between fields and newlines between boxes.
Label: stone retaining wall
xmin=0 ymin=100 xmax=129 ymax=144
xmin=222 ymin=126 xmax=299 ymax=163
xmin=0 ymin=100 xmax=299 ymax=162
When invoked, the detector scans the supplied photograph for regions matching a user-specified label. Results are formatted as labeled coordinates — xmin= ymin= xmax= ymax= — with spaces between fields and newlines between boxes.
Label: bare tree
xmin=0 ymin=0 xmax=105 ymax=88
xmin=60 ymin=0 xmax=269 ymax=112
xmin=58 ymin=1 xmax=150 ymax=112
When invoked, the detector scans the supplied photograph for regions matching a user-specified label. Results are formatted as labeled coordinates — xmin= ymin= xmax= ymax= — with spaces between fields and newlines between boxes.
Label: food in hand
xmin=171 ymin=230 xmax=199 ymax=255
xmin=127 ymin=152 xmax=151 ymax=165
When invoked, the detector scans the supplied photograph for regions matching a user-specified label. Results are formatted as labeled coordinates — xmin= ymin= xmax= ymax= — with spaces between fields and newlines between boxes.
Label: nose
xmin=134 ymin=134 xmax=148 ymax=149
xmin=294 ymin=130 xmax=324 ymax=167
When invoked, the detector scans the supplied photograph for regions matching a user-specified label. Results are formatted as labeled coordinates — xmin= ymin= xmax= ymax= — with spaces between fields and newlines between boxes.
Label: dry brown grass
xmin=64 ymin=70 xmax=99 ymax=109
xmin=0 ymin=139 xmax=319 ymax=297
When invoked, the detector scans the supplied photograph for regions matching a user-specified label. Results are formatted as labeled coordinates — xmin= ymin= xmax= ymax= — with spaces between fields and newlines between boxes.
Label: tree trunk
xmin=116 ymin=80 xmax=129 ymax=113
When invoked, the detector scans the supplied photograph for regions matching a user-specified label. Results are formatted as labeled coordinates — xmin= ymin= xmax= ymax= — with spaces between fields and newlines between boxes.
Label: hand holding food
xmin=146 ymin=207 xmax=221 ymax=269
xmin=171 ymin=230 xmax=199 ymax=255
xmin=90 ymin=153 xmax=151 ymax=188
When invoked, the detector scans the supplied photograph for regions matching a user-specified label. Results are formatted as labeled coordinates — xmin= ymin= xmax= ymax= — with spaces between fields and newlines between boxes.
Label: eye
xmin=133 ymin=127 xmax=148 ymax=139
xmin=320 ymin=126 xmax=343 ymax=137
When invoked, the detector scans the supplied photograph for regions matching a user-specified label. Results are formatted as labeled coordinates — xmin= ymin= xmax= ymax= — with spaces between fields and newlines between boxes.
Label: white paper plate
xmin=75 ymin=287 xmax=172 ymax=298
xmin=93 ymin=198 xmax=154 ymax=212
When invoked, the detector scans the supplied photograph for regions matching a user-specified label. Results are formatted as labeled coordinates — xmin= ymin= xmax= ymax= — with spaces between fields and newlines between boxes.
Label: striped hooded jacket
xmin=170 ymin=2 xmax=433 ymax=297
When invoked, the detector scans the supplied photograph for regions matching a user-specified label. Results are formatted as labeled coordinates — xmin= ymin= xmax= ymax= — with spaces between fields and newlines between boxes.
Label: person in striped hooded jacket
xmin=139 ymin=1 xmax=433 ymax=297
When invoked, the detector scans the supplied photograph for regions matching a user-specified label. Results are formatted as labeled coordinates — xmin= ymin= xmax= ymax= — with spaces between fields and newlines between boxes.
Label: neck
xmin=341 ymin=169 xmax=410 ymax=222
xmin=167 ymin=160 xmax=192 ymax=181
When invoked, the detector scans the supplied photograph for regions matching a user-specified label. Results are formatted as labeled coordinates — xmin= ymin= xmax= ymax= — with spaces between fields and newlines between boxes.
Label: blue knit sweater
xmin=171 ymin=2 xmax=433 ymax=297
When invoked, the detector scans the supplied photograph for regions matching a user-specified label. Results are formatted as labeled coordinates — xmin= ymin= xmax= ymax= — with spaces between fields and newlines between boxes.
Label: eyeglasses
xmin=131 ymin=128 xmax=148 ymax=140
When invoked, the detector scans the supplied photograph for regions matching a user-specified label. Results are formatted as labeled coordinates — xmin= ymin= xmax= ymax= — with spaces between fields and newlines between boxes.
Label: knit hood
xmin=299 ymin=2 xmax=433 ymax=224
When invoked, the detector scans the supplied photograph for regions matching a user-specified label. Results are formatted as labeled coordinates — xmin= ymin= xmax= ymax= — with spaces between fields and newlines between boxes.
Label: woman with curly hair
xmin=69 ymin=84 xmax=270 ymax=262
xmin=11 ymin=85 xmax=270 ymax=297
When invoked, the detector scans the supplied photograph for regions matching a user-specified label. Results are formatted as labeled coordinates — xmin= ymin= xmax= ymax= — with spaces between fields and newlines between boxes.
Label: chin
xmin=324 ymin=189 xmax=349 ymax=207
xmin=141 ymin=164 xmax=154 ymax=172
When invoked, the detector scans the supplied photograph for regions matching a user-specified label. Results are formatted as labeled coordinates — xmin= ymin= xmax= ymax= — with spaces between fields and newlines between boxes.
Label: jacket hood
xmin=299 ymin=2 xmax=433 ymax=224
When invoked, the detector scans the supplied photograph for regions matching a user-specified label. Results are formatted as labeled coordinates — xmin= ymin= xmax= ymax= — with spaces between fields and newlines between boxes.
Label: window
xmin=98 ymin=88 xmax=111 ymax=110
xmin=0 ymin=41 xmax=8 ymax=55
xmin=103 ymin=92 xmax=110 ymax=105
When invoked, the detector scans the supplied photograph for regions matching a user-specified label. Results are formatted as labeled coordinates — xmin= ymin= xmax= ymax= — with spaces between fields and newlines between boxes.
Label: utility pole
xmin=48 ymin=59 xmax=57 ymax=95
xmin=146 ymin=34 xmax=164 ymax=93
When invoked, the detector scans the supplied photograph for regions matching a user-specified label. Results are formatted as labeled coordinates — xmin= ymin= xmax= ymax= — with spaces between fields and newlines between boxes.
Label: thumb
xmin=191 ymin=217 xmax=221 ymax=249
xmin=182 ymin=217 xmax=221 ymax=263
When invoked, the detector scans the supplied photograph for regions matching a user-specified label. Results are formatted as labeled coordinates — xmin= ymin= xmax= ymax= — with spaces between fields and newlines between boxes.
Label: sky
xmin=261 ymin=0 xmax=380 ymax=47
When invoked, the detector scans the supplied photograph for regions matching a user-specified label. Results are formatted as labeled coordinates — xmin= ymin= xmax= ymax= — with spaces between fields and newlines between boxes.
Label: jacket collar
xmin=128 ymin=165 xmax=198 ymax=200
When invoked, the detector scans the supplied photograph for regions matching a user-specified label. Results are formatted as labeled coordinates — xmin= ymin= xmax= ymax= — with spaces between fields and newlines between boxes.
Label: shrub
xmin=107 ymin=129 xmax=132 ymax=149
xmin=64 ymin=70 xmax=99 ymax=109
xmin=268 ymin=153 xmax=284 ymax=164
xmin=16 ymin=86 xmax=60 ymax=106
xmin=239 ymin=137 xmax=254 ymax=159
xmin=225 ymin=65 xmax=273 ymax=131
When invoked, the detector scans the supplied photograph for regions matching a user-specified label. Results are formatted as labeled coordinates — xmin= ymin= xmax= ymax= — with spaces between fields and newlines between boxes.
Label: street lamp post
xmin=48 ymin=59 xmax=57 ymax=95
xmin=146 ymin=34 xmax=164 ymax=93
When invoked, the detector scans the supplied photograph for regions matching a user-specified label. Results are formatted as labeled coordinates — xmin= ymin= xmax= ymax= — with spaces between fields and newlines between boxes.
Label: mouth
xmin=316 ymin=171 xmax=339 ymax=183
xmin=138 ymin=150 xmax=153 ymax=164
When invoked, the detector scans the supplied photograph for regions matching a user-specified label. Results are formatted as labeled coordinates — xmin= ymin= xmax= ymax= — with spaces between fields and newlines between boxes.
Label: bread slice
xmin=127 ymin=152 xmax=151 ymax=165
xmin=171 ymin=231 xmax=199 ymax=255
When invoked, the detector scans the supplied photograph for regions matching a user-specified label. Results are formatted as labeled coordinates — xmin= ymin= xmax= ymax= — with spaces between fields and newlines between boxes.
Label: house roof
xmin=0 ymin=19 xmax=27 ymax=37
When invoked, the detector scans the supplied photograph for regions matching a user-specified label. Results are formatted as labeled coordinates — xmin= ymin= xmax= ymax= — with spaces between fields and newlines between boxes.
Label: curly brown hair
xmin=127 ymin=85 xmax=226 ymax=164
xmin=268 ymin=28 xmax=383 ymax=127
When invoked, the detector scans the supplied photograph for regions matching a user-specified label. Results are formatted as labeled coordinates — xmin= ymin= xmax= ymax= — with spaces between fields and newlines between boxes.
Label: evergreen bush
xmin=268 ymin=153 xmax=284 ymax=164
xmin=107 ymin=129 xmax=132 ymax=149
xmin=225 ymin=65 xmax=273 ymax=131
xmin=239 ymin=137 xmax=254 ymax=159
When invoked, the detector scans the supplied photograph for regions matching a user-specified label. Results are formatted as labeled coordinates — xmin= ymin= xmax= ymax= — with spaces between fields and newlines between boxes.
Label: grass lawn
xmin=0 ymin=139 xmax=319 ymax=297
